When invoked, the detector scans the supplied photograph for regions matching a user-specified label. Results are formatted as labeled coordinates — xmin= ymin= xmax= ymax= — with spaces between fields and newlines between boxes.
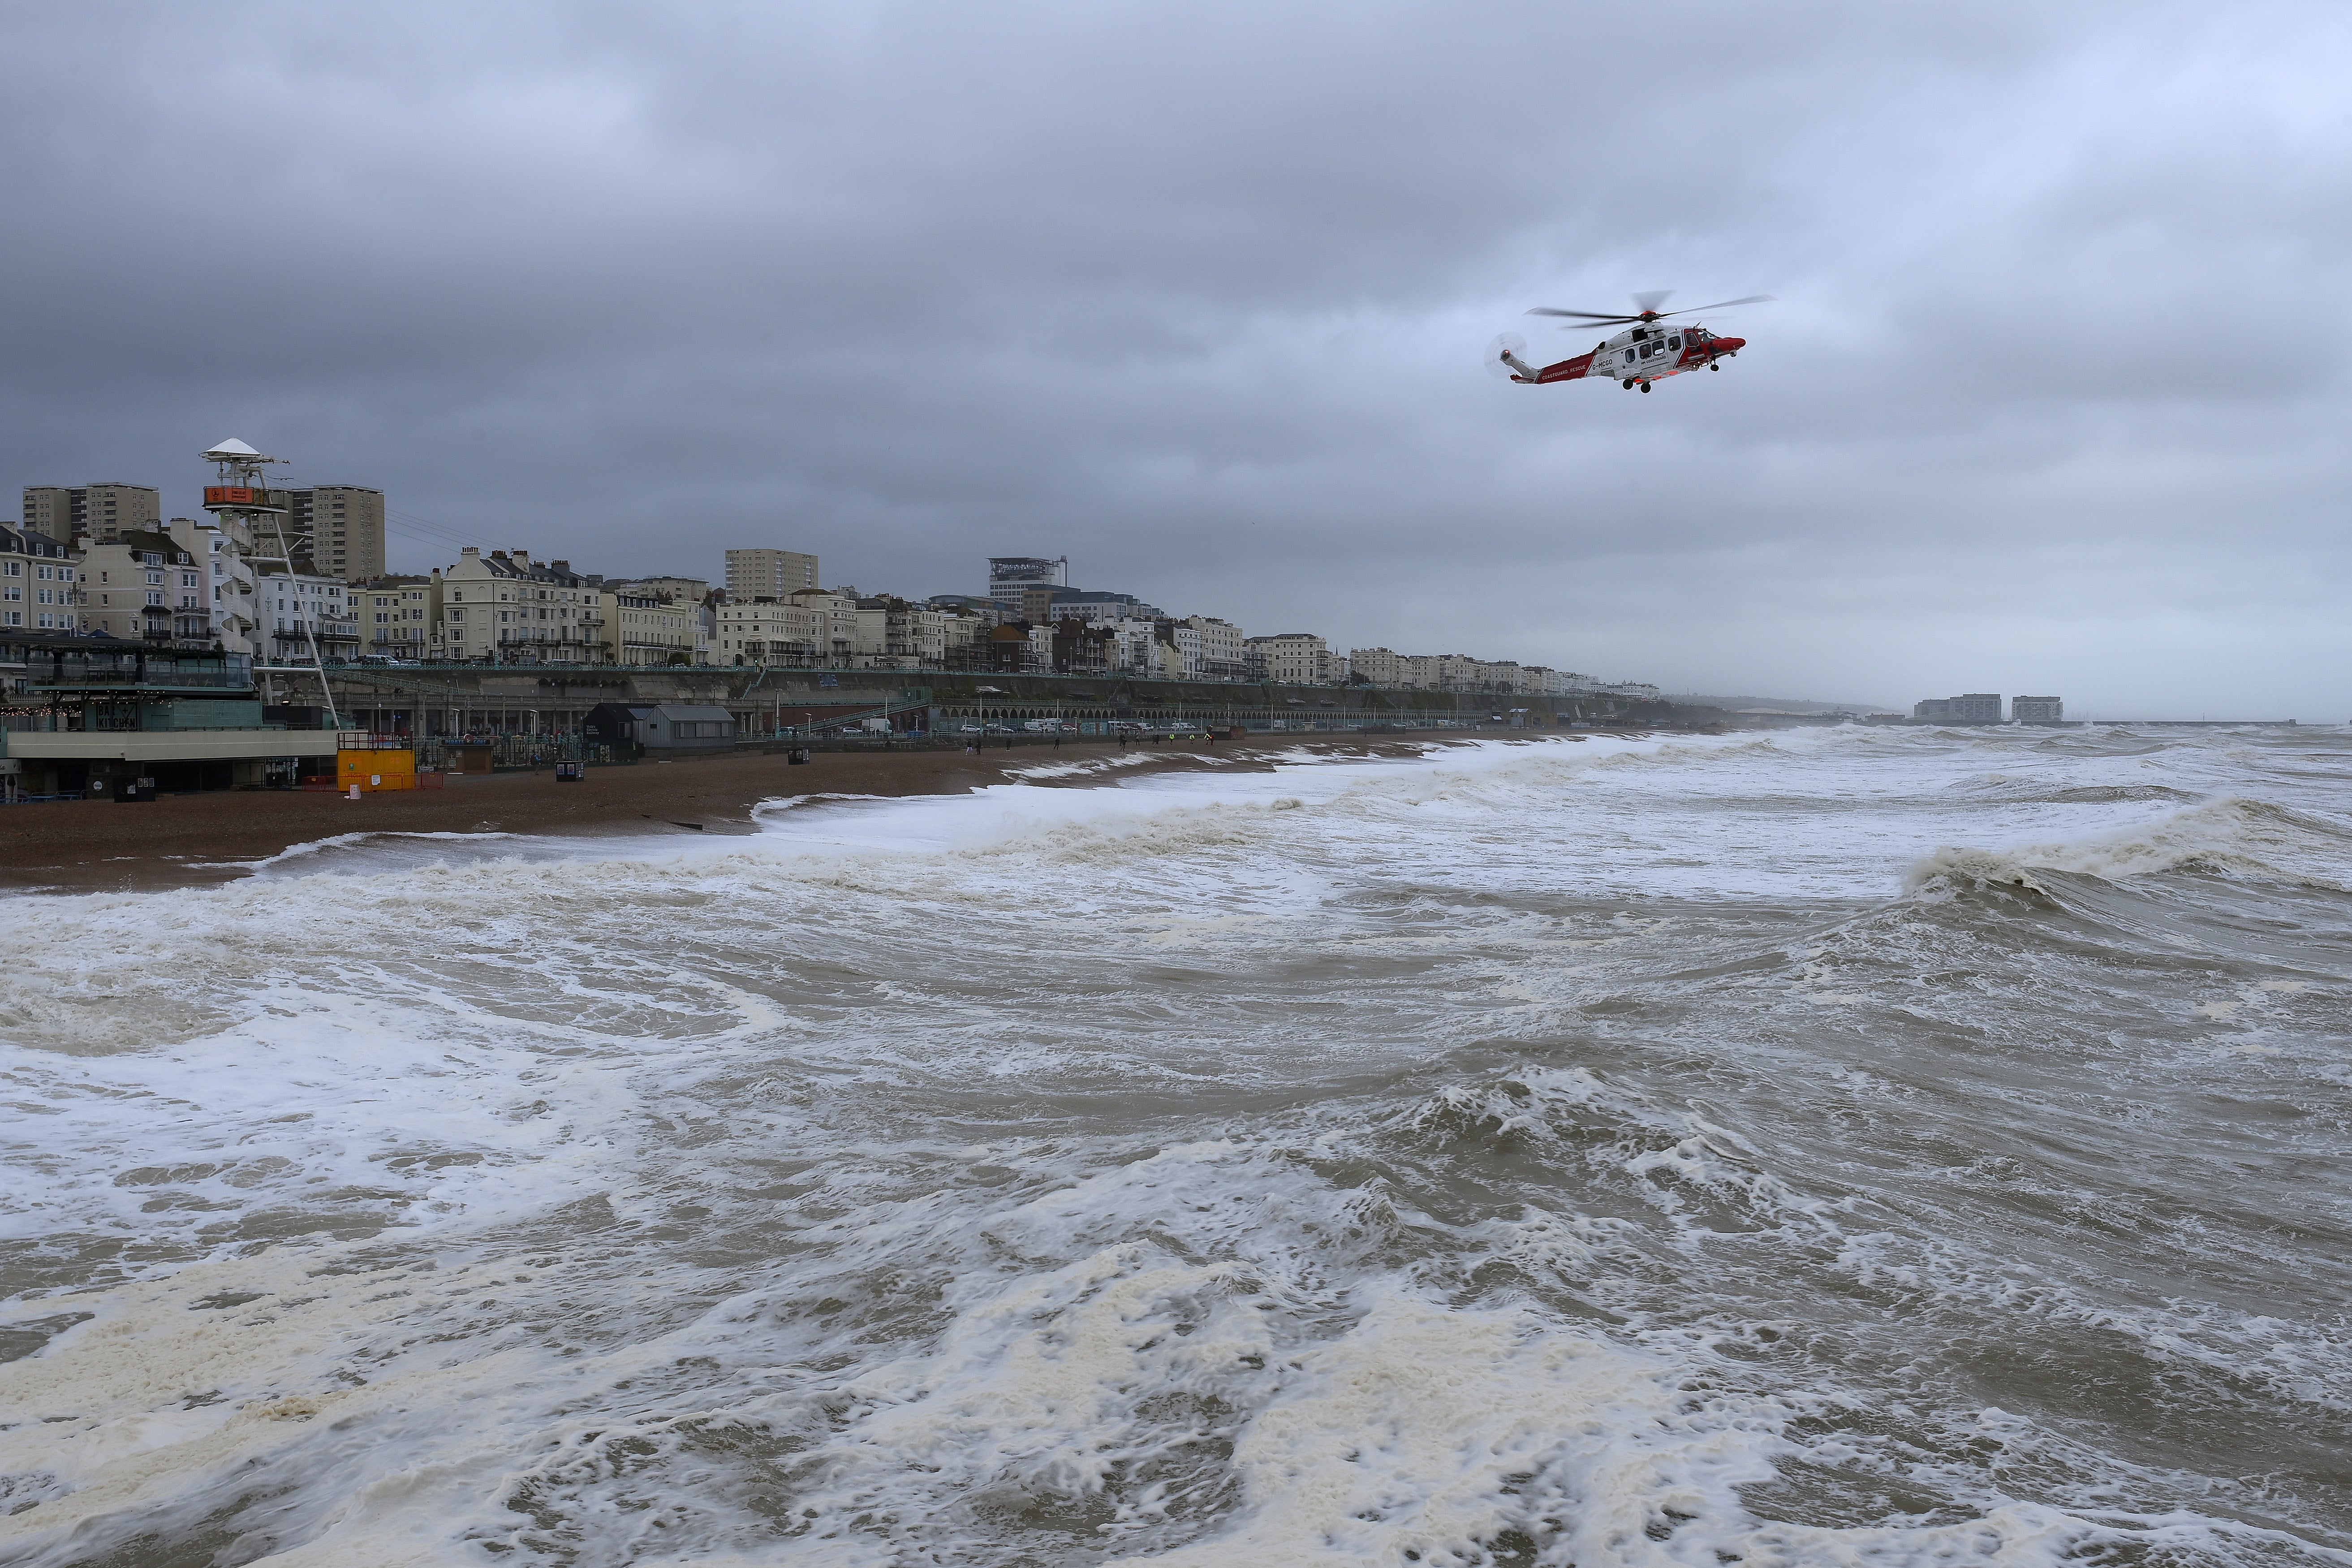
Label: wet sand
xmin=0 ymin=736 xmax=1482 ymax=895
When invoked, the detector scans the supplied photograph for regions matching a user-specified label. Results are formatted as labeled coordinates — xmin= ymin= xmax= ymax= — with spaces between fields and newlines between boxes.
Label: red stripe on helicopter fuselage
xmin=1533 ymin=351 xmax=1594 ymax=384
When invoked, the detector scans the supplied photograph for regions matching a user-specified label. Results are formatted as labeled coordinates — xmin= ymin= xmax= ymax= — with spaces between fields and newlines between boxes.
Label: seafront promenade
xmin=302 ymin=661 xmax=1655 ymax=738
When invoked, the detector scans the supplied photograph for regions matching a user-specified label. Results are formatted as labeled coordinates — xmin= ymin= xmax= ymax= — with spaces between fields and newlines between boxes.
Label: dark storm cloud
xmin=4 ymin=0 xmax=2347 ymax=715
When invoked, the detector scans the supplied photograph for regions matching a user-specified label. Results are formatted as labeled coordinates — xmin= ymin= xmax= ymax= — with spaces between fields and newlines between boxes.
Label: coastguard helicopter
xmin=1489 ymin=291 xmax=1772 ymax=393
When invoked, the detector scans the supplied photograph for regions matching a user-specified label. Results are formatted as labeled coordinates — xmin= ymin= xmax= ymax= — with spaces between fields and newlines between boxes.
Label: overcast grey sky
xmin=4 ymin=1 xmax=2346 ymax=715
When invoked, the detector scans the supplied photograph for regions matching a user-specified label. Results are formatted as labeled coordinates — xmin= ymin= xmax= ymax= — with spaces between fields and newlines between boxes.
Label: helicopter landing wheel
xmin=1710 ymin=362 xmax=1719 ymax=371
xmin=1621 ymin=379 xmax=1634 ymax=390
xmin=1640 ymin=381 xmax=1651 ymax=393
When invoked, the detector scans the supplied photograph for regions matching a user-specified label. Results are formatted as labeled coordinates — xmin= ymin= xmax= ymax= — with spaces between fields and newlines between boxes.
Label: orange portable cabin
xmin=336 ymin=733 xmax=419 ymax=792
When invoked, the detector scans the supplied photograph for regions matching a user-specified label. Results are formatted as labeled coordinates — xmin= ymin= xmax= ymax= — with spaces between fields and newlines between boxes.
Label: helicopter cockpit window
xmin=1667 ymin=336 xmax=1681 ymax=349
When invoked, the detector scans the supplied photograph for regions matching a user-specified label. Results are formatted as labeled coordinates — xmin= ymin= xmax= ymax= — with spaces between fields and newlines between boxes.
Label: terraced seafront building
xmin=0 ymin=524 xmax=81 ymax=633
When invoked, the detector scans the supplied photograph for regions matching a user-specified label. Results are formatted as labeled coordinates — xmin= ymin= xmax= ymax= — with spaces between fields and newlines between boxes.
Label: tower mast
xmin=202 ymin=439 xmax=340 ymax=729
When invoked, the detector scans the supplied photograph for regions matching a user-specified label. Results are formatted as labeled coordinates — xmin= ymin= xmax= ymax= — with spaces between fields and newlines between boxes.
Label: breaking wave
xmin=1906 ymin=795 xmax=2352 ymax=897
xmin=5 ymin=726 xmax=2350 ymax=1564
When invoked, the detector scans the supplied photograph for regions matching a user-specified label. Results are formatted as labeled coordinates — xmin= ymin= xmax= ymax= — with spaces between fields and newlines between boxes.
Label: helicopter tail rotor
xmin=1484 ymin=332 xmax=1530 ymax=380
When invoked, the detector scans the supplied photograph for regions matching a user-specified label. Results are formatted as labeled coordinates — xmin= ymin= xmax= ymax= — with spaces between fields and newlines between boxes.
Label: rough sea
xmin=4 ymin=726 xmax=2348 ymax=1567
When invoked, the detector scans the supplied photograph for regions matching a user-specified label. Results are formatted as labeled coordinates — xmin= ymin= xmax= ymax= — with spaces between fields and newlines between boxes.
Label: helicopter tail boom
xmin=1514 ymin=349 xmax=1597 ymax=385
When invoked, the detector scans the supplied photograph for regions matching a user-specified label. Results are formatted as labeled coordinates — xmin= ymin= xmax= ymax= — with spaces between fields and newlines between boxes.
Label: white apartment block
xmin=435 ymin=548 xmax=603 ymax=664
xmin=716 ymin=597 xmax=794 ymax=664
xmin=1185 ymin=615 xmax=1247 ymax=677
xmin=853 ymin=599 xmax=985 ymax=668
xmin=1348 ymin=651 xmax=1585 ymax=694
xmin=168 ymin=513 xmax=261 ymax=655
xmin=253 ymin=556 xmax=359 ymax=664
xmin=726 ymin=548 xmax=819 ymax=601
xmin=1456 ymin=659 xmax=1539 ymax=694
xmin=1411 ymin=654 xmax=1481 ymax=690
xmin=717 ymin=588 xmax=859 ymax=665
xmin=1247 ymin=632 xmax=1351 ymax=685
xmin=1090 ymin=617 xmax=1163 ymax=678
xmin=1169 ymin=620 xmax=1204 ymax=678
xmin=359 ymin=576 xmax=436 ymax=658
xmin=793 ymin=588 xmax=861 ymax=663
xmin=57 ymin=504 xmax=319 ymax=657
xmin=0 ymin=525 xmax=82 ymax=632
xmin=718 ymin=591 xmax=983 ymax=668
xmin=611 ymin=591 xmax=694 ymax=664
xmin=605 ymin=577 xmax=715 ymax=666
xmin=1481 ymin=661 xmax=1529 ymax=694
xmin=79 ymin=530 xmax=206 ymax=645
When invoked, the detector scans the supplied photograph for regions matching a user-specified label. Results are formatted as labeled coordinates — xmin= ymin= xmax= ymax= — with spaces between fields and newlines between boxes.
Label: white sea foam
xmin=5 ymin=725 xmax=2349 ymax=1564
xmin=1906 ymin=795 xmax=2352 ymax=897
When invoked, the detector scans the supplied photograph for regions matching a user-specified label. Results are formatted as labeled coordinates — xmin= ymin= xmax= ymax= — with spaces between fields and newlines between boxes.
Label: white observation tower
xmin=202 ymin=438 xmax=340 ymax=728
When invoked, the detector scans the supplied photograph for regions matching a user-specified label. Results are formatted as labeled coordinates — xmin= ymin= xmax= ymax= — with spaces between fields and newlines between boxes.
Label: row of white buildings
xmin=713 ymin=594 xmax=1648 ymax=696
xmin=1 ymin=509 xmax=1658 ymax=696
xmin=0 ymin=516 xmax=707 ymax=671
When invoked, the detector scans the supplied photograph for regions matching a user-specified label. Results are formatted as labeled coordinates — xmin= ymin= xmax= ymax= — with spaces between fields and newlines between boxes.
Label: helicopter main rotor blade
xmin=1525 ymin=307 xmax=1637 ymax=322
xmin=1631 ymin=290 xmax=1675 ymax=314
xmin=1657 ymin=295 xmax=1775 ymax=318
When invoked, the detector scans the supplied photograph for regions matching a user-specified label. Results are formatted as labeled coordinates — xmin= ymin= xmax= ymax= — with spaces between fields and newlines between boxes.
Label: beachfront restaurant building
xmin=0 ymin=634 xmax=339 ymax=796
